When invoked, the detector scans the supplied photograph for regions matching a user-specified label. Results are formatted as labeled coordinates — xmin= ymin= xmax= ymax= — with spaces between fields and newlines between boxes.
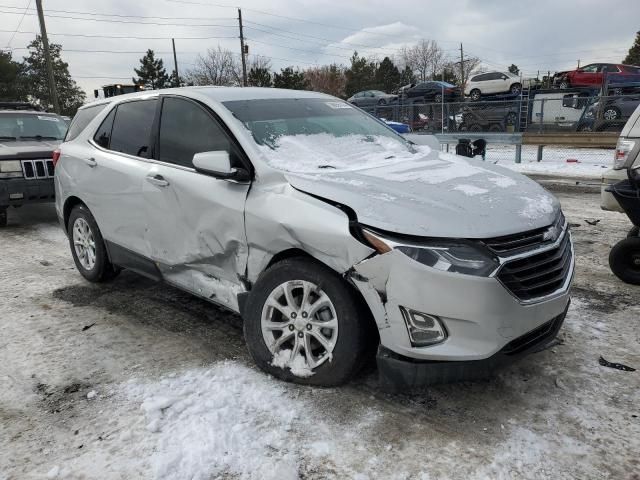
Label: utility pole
xmin=35 ymin=0 xmax=60 ymax=114
xmin=577 ymin=59 xmax=580 ymax=68
xmin=238 ymin=8 xmax=248 ymax=87
xmin=171 ymin=38 xmax=179 ymax=87
xmin=459 ymin=43 xmax=465 ymax=99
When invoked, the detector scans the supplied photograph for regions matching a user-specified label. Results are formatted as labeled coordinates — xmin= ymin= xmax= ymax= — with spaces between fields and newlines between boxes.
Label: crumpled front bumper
xmin=376 ymin=302 xmax=568 ymax=389
xmin=349 ymin=246 xmax=573 ymax=387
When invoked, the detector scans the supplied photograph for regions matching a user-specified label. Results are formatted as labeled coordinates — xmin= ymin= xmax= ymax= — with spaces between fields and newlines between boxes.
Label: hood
xmin=284 ymin=149 xmax=560 ymax=238
xmin=0 ymin=140 xmax=61 ymax=160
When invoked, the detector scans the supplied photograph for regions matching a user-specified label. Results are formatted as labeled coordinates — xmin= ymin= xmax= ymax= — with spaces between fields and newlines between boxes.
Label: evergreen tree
xmin=273 ymin=67 xmax=307 ymax=90
xmin=169 ymin=70 xmax=185 ymax=87
xmin=0 ymin=51 xmax=26 ymax=101
xmin=623 ymin=31 xmax=640 ymax=65
xmin=133 ymin=49 xmax=169 ymax=89
xmin=508 ymin=64 xmax=519 ymax=75
xmin=20 ymin=36 xmax=85 ymax=115
xmin=375 ymin=57 xmax=401 ymax=93
xmin=345 ymin=52 xmax=377 ymax=97
xmin=399 ymin=65 xmax=416 ymax=87
xmin=439 ymin=67 xmax=459 ymax=85
xmin=248 ymin=67 xmax=272 ymax=87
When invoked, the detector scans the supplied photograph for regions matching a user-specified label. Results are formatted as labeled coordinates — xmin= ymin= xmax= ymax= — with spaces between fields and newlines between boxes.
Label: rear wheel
xmin=603 ymin=107 xmax=620 ymax=121
xmin=510 ymin=83 xmax=522 ymax=95
xmin=609 ymin=237 xmax=640 ymax=285
xmin=243 ymin=258 xmax=370 ymax=386
xmin=468 ymin=123 xmax=482 ymax=132
xmin=628 ymin=226 xmax=640 ymax=238
xmin=0 ymin=207 xmax=7 ymax=227
xmin=377 ymin=98 xmax=387 ymax=105
xmin=67 ymin=204 xmax=120 ymax=283
xmin=470 ymin=89 xmax=481 ymax=101
xmin=559 ymin=79 xmax=570 ymax=89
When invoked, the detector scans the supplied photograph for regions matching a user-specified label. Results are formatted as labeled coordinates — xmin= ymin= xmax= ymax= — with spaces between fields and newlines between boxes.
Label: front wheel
xmin=67 ymin=204 xmax=120 ymax=283
xmin=510 ymin=83 xmax=522 ymax=95
xmin=243 ymin=258 xmax=370 ymax=386
xmin=603 ymin=107 xmax=620 ymax=121
xmin=559 ymin=79 xmax=570 ymax=89
xmin=470 ymin=89 xmax=481 ymax=101
xmin=609 ymin=237 xmax=640 ymax=285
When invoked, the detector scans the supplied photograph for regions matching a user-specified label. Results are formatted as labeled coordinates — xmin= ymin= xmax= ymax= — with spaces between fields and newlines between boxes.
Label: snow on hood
xmin=283 ymin=148 xmax=560 ymax=238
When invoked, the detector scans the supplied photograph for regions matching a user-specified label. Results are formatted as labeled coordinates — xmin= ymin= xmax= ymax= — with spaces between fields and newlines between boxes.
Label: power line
xmin=0 ymin=29 xmax=237 ymax=40
xmin=9 ymin=47 xmax=203 ymax=54
xmin=0 ymin=8 xmax=238 ymax=27
xmin=0 ymin=3 xmax=236 ymax=22
xmin=4 ymin=0 xmax=31 ymax=48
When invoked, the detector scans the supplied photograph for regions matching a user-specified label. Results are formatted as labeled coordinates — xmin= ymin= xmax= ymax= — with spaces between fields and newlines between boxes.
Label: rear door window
xmin=108 ymin=99 xmax=157 ymax=158
xmin=65 ymin=104 xmax=107 ymax=141
xmin=93 ymin=108 xmax=116 ymax=149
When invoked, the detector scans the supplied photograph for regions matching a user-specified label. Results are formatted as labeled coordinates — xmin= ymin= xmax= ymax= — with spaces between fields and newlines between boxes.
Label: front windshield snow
xmin=223 ymin=98 xmax=420 ymax=172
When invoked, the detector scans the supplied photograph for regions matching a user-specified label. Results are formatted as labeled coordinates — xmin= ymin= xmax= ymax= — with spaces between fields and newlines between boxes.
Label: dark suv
xmin=0 ymin=102 xmax=68 ymax=226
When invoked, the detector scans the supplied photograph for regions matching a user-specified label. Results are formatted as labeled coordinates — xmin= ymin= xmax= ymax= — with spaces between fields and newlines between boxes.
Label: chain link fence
xmin=362 ymin=93 xmax=639 ymax=134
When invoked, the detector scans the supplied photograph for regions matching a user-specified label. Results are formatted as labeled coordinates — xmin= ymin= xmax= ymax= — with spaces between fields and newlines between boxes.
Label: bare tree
xmin=304 ymin=64 xmax=346 ymax=97
xmin=401 ymin=40 xmax=446 ymax=82
xmin=186 ymin=46 xmax=241 ymax=86
xmin=460 ymin=56 xmax=481 ymax=90
xmin=247 ymin=54 xmax=271 ymax=72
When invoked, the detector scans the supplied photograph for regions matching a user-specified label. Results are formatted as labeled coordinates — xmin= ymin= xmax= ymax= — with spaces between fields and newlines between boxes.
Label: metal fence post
xmin=538 ymin=99 xmax=544 ymax=133
xmin=537 ymin=145 xmax=544 ymax=162
xmin=515 ymin=144 xmax=522 ymax=163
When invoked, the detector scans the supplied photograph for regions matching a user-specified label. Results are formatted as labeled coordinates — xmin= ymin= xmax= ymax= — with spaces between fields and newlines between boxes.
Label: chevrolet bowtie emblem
xmin=542 ymin=225 xmax=560 ymax=242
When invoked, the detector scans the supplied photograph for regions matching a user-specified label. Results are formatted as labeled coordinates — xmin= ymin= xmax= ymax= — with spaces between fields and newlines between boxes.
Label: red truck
xmin=556 ymin=63 xmax=640 ymax=90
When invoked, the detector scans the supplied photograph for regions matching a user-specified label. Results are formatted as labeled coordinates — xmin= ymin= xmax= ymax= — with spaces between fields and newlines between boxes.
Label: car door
xmin=573 ymin=64 xmax=600 ymax=86
xmin=75 ymin=98 xmax=158 ymax=258
xmin=485 ymin=73 xmax=504 ymax=94
xmin=142 ymin=95 xmax=251 ymax=306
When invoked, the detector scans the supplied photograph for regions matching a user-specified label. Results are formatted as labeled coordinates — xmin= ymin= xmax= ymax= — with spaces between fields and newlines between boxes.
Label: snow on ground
xmin=460 ymin=144 xmax=613 ymax=179
xmin=1 ymin=196 xmax=639 ymax=480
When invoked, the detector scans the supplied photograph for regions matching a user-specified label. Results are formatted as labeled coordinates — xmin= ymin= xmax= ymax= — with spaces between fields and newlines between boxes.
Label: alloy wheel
xmin=72 ymin=217 xmax=96 ymax=270
xmin=261 ymin=280 xmax=338 ymax=372
xmin=603 ymin=108 xmax=619 ymax=121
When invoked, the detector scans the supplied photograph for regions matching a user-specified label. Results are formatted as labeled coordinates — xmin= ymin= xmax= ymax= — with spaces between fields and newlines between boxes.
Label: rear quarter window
xmin=65 ymin=104 xmax=107 ymax=141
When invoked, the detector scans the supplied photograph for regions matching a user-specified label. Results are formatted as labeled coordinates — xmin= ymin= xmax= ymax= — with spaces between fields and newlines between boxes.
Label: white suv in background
xmin=465 ymin=71 xmax=533 ymax=100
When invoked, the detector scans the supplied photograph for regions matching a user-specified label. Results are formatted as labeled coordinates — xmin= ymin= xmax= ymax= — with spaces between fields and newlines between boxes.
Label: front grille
xmin=497 ymin=231 xmax=572 ymax=301
xmin=21 ymin=159 xmax=55 ymax=179
xmin=485 ymin=212 xmax=565 ymax=255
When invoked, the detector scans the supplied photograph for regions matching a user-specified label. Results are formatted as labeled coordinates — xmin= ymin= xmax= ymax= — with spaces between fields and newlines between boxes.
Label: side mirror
xmin=192 ymin=151 xmax=250 ymax=181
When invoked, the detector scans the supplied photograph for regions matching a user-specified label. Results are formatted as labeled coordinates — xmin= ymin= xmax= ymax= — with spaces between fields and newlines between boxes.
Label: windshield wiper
xmin=317 ymin=165 xmax=336 ymax=169
xmin=18 ymin=135 xmax=60 ymax=140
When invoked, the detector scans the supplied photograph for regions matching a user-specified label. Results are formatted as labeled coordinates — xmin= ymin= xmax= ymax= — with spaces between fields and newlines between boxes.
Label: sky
xmin=1 ymin=0 xmax=639 ymax=98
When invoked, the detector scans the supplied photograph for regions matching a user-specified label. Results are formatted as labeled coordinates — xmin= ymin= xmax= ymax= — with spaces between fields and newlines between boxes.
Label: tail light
xmin=614 ymin=139 xmax=636 ymax=169
xmin=52 ymin=149 xmax=61 ymax=167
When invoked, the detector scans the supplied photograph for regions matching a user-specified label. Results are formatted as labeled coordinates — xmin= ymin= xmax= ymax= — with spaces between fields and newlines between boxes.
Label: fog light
xmin=9 ymin=193 xmax=23 ymax=199
xmin=400 ymin=307 xmax=447 ymax=346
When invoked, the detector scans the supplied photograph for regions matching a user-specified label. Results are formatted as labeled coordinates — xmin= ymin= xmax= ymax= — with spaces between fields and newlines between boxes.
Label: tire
xmin=505 ymin=112 xmax=518 ymax=125
xmin=243 ymin=258 xmax=370 ymax=386
xmin=377 ymin=98 xmax=387 ymax=106
xmin=510 ymin=83 xmax=522 ymax=95
xmin=0 ymin=208 xmax=7 ymax=227
xmin=468 ymin=124 xmax=482 ymax=132
xmin=67 ymin=204 xmax=120 ymax=283
xmin=603 ymin=107 xmax=620 ymax=121
xmin=559 ymin=80 xmax=570 ymax=89
xmin=470 ymin=89 xmax=481 ymax=101
xmin=489 ymin=124 xmax=503 ymax=132
xmin=628 ymin=226 xmax=640 ymax=238
xmin=609 ymin=237 xmax=640 ymax=285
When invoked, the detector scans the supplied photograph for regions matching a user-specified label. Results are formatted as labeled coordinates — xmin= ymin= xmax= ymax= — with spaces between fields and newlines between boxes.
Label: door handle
xmin=146 ymin=174 xmax=169 ymax=187
xmin=83 ymin=157 xmax=97 ymax=168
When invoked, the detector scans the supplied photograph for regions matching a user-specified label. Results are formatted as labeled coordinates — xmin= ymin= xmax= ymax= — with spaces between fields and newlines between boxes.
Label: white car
xmin=465 ymin=72 xmax=532 ymax=101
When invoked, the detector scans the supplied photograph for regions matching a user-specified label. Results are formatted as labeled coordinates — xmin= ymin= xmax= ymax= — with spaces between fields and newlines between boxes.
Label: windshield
xmin=223 ymin=98 xmax=418 ymax=172
xmin=0 ymin=113 xmax=68 ymax=140
xmin=434 ymin=81 xmax=457 ymax=88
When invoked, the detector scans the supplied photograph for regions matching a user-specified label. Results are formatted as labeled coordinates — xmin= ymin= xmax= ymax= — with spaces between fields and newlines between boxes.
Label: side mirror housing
xmin=192 ymin=151 xmax=250 ymax=181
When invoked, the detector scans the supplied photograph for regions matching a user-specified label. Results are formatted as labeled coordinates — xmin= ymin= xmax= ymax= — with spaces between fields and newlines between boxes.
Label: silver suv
xmin=55 ymin=87 xmax=574 ymax=388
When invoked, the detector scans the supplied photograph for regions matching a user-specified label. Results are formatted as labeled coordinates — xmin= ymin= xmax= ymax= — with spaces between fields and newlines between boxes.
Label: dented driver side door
xmin=143 ymin=95 xmax=251 ymax=310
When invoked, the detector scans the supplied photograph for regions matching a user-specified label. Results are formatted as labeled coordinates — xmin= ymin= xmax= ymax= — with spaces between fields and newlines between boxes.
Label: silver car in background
xmin=55 ymin=87 xmax=573 ymax=388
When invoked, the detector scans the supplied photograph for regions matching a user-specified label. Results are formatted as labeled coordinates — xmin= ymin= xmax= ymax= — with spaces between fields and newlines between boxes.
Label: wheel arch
xmin=62 ymin=196 xmax=87 ymax=232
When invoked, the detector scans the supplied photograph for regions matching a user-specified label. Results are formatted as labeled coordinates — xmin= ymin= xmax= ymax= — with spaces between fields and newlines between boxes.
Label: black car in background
xmin=0 ymin=102 xmax=68 ymax=226
xmin=458 ymin=100 xmax=520 ymax=132
xmin=401 ymin=81 xmax=461 ymax=102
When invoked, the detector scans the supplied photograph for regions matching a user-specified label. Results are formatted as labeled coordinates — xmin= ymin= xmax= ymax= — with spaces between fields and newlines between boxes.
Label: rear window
xmin=65 ymin=104 xmax=107 ymax=141
xmin=108 ymin=99 xmax=157 ymax=158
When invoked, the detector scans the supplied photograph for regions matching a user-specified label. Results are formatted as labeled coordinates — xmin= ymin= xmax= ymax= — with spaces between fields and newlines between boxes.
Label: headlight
xmin=361 ymin=228 xmax=499 ymax=277
xmin=0 ymin=160 xmax=22 ymax=172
